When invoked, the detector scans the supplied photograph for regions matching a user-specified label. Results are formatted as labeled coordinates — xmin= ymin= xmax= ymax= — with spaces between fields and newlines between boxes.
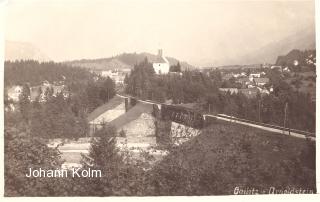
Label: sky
xmin=3 ymin=0 xmax=315 ymax=66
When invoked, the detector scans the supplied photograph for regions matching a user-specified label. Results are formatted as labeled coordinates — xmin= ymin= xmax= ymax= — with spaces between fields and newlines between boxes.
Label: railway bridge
xmin=57 ymin=94 xmax=315 ymax=168
xmin=87 ymin=94 xmax=206 ymax=146
xmin=88 ymin=94 xmax=315 ymax=146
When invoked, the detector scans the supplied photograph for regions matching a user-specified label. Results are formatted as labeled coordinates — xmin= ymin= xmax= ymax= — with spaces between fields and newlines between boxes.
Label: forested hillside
xmin=65 ymin=52 xmax=194 ymax=71
xmin=4 ymin=60 xmax=93 ymax=86
xmin=276 ymin=49 xmax=316 ymax=70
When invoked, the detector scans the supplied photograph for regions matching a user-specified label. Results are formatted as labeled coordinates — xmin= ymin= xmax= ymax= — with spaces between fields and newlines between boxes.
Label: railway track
xmin=204 ymin=114 xmax=315 ymax=141
xmin=117 ymin=94 xmax=316 ymax=141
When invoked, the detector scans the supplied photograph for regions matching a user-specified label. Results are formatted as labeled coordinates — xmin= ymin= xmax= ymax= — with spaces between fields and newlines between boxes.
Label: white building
xmin=152 ymin=49 xmax=170 ymax=74
xmin=7 ymin=85 xmax=23 ymax=102
xmin=270 ymin=65 xmax=282 ymax=71
xmin=94 ymin=70 xmax=127 ymax=85
xmin=249 ymin=73 xmax=261 ymax=78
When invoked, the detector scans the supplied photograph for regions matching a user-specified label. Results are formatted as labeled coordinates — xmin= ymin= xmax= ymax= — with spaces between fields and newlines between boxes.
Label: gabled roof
xmin=153 ymin=56 xmax=167 ymax=63
xmin=87 ymin=95 xmax=124 ymax=122
xmin=108 ymin=102 xmax=153 ymax=129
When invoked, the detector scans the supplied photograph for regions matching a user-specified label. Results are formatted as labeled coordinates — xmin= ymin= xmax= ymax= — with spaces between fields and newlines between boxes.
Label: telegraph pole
xmin=258 ymin=100 xmax=261 ymax=122
xmin=107 ymin=89 xmax=110 ymax=101
xmin=283 ymin=102 xmax=289 ymax=135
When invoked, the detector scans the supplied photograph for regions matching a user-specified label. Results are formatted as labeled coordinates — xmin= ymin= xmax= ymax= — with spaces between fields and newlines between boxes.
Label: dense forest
xmin=4 ymin=60 xmax=94 ymax=86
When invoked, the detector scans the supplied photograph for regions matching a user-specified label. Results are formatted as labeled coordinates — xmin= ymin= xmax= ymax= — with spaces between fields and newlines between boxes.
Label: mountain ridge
xmin=5 ymin=41 xmax=50 ymax=62
xmin=225 ymin=26 xmax=315 ymax=65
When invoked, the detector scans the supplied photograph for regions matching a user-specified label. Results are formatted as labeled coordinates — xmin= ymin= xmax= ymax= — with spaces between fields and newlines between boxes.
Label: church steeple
xmin=158 ymin=49 xmax=163 ymax=57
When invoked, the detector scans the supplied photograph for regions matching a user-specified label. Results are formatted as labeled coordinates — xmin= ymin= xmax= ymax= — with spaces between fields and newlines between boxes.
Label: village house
xmin=219 ymin=87 xmax=265 ymax=99
xmin=87 ymin=96 xmax=126 ymax=135
xmin=233 ymin=73 xmax=241 ymax=78
xmin=247 ymin=84 xmax=255 ymax=88
xmin=30 ymin=81 xmax=68 ymax=102
xmin=253 ymin=78 xmax=270 ymax=87
xmin=222 ymin=73 xmax=234 ymax=81
xmin=257 ymin=87 xmax=270 ymax=95
xmin=236 ymin=77 xmax=251 ymax=86
xmin=283 ymin=67 xmax=291 ymax=72
xmin=219 ymin=88 xmax=239 ymax=94
xmin=249 ymin=73 xmax=261 ymax=78
xmin=93 ymin=69 xmax=129 ymax=85
xmin=152 ymin=49 xmax=170 ymax=74
xmin=239 ymin=88 xmax=259 ymax=99
xmin=7 ymin=85 xmax=23 ymax=102
xmin=241 ymin=72 xmax=247 ymax=76
xmin=270 ymin=65 xmax=282 ymax=71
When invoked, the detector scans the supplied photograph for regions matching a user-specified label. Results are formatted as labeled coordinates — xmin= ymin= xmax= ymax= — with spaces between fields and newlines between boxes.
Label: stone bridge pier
xmin=153 ymin=104 xmax=204 ymax=147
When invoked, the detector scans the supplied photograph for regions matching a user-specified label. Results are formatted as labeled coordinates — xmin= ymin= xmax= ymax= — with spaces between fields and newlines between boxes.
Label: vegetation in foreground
xmin=5 ymin=122 xmax=315 ymax=196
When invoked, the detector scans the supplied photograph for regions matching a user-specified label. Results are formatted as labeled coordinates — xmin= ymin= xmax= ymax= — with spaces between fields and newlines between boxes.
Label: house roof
xmin=108 ymin=102 xmax=153 ymax=129
xmin=239 ymin=88 xmax=259 ymax=98
xmin=253 ymin=78 xmax=270 ymax=83
xmin=153 ymin=56 xmax=167 ymax=63
xmin=87 ymin=95 xmax=124 ymax=122
xmin=237 ymin=77 xmax=250 ymax=82
xmin=219 ymin=88 xmax=239 ymax=94
xmin=7 ymin=85 xmax=22 ymax=94
xmin=30 ymin=86 xmax=41 ymax=101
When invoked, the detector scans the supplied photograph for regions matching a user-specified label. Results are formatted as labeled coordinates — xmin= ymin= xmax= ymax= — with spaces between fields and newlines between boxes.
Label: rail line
xmin=116 ymin=94 xmax=316 ymax=141
xmin=205 ymin=114 xmax=315 ymax=141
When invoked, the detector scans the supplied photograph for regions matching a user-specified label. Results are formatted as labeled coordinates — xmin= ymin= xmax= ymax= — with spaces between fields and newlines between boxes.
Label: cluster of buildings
xmin=219 ymin=71 xmax=272 ymax=98
xmin=6 ymin=80 xmax=68 ymax=111
xmin=30 ymin=80 xmax=69 ymax=102
xmin=92 ymin=69 xmax=131 ymax=85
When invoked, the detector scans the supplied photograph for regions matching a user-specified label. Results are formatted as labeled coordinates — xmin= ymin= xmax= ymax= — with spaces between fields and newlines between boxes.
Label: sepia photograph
xmin=1 ymin=0 xmax=318 ymax=197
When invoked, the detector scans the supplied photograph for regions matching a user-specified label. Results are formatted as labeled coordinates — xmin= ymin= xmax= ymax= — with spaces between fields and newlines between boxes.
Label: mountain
xmin=276 ymin=49 xmax=316 ymax=67
xmin=65 ymin=52 xmax=195 ymax=71
xmin=5 ymin=41 xmax=50 ymax=62
xmin=230 ymin=27 xmax=315 ymax=65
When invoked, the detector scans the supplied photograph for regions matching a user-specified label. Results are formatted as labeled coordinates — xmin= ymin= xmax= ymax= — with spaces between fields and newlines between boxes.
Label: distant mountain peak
xmin=5 ymin=41 xmax=50 ymax=62
xmin=217 ymin=26 xmax=315 ymax=66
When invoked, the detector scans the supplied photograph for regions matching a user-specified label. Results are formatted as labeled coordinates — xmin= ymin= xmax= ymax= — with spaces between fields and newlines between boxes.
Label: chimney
xmin=158 ymin=49 xmax=163 ymax=57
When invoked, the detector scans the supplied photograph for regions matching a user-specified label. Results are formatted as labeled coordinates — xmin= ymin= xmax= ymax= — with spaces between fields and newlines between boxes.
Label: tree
xmin=169 ymin=62 xmax=181 ymax=72
xmin=19 ymin=84 xmax=31 ymax=122
xmin=83 ymin=125 xmax=148 ymax=196
xmin=4 ymin=127 xmax=63 ymax=196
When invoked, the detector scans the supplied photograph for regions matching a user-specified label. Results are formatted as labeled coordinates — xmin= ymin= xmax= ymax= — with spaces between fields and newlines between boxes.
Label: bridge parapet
xmin=160 ymin=104 xmax=204 ymax=129
xmin=124 ymin=97 xmax=137 ymax=112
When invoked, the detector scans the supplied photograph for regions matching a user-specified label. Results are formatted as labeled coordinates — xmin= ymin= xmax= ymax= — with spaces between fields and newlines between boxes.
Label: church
xmin=152 ymin=49 xmax=170 ymax=74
